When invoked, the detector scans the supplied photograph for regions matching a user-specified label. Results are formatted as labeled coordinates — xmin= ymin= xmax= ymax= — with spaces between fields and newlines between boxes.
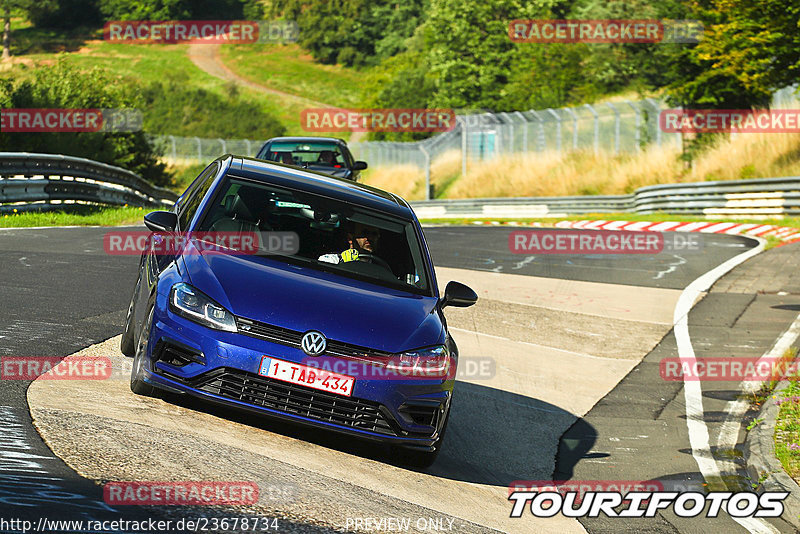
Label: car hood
xmin=181 ymin=245 xmax=442 ymax=353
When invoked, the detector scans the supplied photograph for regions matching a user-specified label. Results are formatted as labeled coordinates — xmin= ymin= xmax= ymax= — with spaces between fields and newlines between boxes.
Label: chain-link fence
xmin=150 ymin=135 xmax=265 ymax=166
xmin=152 ymin=86 xmax=799 ymax=196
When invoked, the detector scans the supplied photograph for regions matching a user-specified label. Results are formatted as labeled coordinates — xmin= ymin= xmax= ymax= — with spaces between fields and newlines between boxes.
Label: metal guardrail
xmin=411 ymin=177 xmax=800 ymax=219
xmin=0 ymin=153 xmax=177 ymax=212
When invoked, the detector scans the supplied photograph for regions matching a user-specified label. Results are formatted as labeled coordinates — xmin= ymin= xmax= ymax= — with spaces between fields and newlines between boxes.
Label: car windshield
xmin=195 ymin=175 xmax=430 ymax=294
xmin=264 ymin=142 xmax=347 ymax=169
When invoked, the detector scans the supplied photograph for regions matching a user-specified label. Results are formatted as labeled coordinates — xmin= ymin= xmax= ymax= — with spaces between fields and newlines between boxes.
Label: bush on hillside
xmin=0 ymin=61 xmax=170 ymax=186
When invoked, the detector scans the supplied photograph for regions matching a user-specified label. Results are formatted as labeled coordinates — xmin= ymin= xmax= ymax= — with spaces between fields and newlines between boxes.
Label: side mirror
xmin=144 ymin=211 xmax=178 ymax=233
xmin=441 ymin=281 xmax=478 ymax=309
xmin=352 ymin=161 xmax=368 ymax=171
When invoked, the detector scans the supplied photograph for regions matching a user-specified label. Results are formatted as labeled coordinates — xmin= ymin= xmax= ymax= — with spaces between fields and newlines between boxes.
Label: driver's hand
xmin=340 ymin=249 xmax=359 ymax=262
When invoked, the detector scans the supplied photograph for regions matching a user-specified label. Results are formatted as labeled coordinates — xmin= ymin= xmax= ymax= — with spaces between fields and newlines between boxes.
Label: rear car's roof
xmin=228 ymin=156 xmax=414 ymax=220
xmin=263 ymin=137 xmax=348 ymax=146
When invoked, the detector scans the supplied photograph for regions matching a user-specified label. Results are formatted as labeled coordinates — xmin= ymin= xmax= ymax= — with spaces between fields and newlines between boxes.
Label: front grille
xmin=236 ymin=317 xmax=393 ymax=361
xmin=190 ymin=368 xmax=399 ymax=436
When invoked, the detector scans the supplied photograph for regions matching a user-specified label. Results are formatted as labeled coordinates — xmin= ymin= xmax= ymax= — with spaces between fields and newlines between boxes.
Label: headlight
xmin=170 ymin=283 xmax=237 ymax=332
xmin=386 ymin=345 xmax=451 ymax=379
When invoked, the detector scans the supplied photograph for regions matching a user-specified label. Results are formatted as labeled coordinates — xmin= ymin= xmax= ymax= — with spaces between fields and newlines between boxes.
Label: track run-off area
xmin=2 ymin=225 xmax=800 ymax=533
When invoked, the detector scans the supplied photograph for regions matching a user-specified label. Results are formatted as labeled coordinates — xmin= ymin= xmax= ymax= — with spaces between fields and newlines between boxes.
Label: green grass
xmin=0 ymin=206 xmax=147 ymax=227
xmin=773 ymin=367 xmax=800 ymax=484
xmin=219 ymin=43 xmax=364 ymax=108
xmin=5 ymin=23 xmax=307 ymax=134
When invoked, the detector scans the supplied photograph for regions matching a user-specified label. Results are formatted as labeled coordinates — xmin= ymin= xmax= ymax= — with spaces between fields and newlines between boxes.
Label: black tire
xmin=130 ymin=306 xmax=159 ymax=397
xmin=120 ymin=270 xmax=142 ymax=357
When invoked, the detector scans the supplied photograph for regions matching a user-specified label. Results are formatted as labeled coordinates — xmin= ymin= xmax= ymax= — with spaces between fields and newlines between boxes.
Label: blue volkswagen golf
xmin=121 ymin=155 xmax=477 ymax=466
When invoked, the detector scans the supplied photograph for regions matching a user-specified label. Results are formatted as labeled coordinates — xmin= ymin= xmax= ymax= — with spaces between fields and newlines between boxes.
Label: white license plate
xmin=258 ymin=356 xmax=355 ymax=397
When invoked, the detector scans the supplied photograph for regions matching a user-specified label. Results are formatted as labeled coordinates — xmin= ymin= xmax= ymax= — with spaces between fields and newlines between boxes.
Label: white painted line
xmin=746 ymin=225 xmax=774 ymax=236
xmin=675 ymin=222 xmax=710 ymax=232
xmin=674 ymin=236 xmax=780 ymax=534
xmin=716 ymin=313 xmax=800 ymax=476
xmin=648 ymin=221 xmax=682 ymax=232
xmin=700 ymin=222 xmax=738 ymax=233
xmin=620 ymin=221 xmax=652 ymax=231
xmin=583 ymin=220 xmax=607 ymax=229
xmin=601 ymin=220 xmax=630 ymax=231
xmin=724 ymin=224 xmax=759 ymax=234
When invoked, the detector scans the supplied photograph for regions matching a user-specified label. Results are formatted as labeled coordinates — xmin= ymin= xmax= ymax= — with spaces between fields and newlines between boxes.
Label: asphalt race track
xmin=3 ymin=225 xmax=800 ymax=533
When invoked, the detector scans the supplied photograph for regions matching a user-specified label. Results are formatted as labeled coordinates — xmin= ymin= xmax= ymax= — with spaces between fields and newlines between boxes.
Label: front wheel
xmin=130 ymin=306 xmax=159 ymax=397
xmin=120 ymin=270 xmax=143 ymax=357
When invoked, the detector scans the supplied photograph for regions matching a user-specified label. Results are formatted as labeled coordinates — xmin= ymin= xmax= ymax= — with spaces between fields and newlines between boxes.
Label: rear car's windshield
xmin=196 ymin=175 xmax=430 ymax=294
xmin=263 ymin=142 xmax=347 ymax=169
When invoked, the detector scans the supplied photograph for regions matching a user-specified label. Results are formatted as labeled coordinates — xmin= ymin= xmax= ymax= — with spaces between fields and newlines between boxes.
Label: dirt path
xmin=187 ymin=43 xmax=366 ymax=143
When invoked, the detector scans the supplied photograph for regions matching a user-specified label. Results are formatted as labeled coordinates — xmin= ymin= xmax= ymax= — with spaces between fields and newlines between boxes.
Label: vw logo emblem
xmin=301 ymin=331 xmax=327 ymax=356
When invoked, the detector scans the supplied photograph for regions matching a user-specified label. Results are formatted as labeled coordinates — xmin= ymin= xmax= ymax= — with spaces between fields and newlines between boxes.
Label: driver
xmin=318 ymin=150 xmax=337 ymax=165
xmin=317 ymin=221 xmax=385 ymax=266
xmin=340 ymin=221 xmax=380 ymax=262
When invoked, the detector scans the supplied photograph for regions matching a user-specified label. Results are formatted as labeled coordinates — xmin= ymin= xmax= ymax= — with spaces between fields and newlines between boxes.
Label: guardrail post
xmin=585 ymin=104 xmax=600 ymax=154
xmin=245 ymin=139 xmax=252 ymax=156
xmin=545 ymin=108 xmax=561 ymax=152
xmin=626 ymin=100 xmax=641 ymax=152
xmin=607 ymin=103 xmax=620 ymax=154
xmin=218 ymin=138 xmax=227 ymax=155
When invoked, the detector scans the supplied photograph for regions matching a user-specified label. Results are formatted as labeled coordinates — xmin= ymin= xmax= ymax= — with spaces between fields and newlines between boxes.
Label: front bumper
xmin=141 ymin=290 xmax=452 ymax=449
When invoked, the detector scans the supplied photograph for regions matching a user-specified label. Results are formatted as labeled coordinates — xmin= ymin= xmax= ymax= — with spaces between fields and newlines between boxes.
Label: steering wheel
xmin=357 ymin=253 xmax=393 ymax=272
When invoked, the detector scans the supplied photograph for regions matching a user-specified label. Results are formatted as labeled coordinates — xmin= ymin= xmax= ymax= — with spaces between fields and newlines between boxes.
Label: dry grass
xmin=362 ymin=132 xmax=800 ymax=200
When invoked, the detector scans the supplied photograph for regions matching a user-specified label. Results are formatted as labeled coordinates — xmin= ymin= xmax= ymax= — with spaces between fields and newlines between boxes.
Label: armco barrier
xmin=0 ymin=152 xmax=177 ymax=212
xmin=411 ymin=176 xmax=800 ymax=219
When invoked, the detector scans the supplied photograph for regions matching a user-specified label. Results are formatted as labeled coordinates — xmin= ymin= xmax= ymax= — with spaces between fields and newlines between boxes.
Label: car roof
xmin=226 ymin=156 xmax=414 ymax=220
xmin=264 ymin=136 xmax=348 ymax=146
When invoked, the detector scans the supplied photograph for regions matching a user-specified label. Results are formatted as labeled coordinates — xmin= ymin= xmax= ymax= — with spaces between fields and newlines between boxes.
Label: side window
xmin=175 ymin=163 xmax=213 ymax=212
xmin=178 ymin=163 xmax=218 ymax=231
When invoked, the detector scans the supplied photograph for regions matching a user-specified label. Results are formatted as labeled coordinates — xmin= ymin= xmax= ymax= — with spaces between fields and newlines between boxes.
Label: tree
xmin=0 ymin=61 xmax=170 ymax=185
xmin=1 ymin=0 xmax=36 ymax=59
xmin=671 ymin=0 xmax=800 ymax=107
xmin=422 ymin=0 xmax=557 ymax=110
xmin=269 ymin=0 xmax=426 ymax=67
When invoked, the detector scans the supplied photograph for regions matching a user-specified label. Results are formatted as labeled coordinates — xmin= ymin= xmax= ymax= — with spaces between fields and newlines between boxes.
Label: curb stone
xmin=745 ymin=379 xmax=800 ymax=531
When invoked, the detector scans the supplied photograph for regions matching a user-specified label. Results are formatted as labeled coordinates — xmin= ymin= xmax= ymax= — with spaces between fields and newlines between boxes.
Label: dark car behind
xmin=256 ymin=137 xmax=368 ymax=181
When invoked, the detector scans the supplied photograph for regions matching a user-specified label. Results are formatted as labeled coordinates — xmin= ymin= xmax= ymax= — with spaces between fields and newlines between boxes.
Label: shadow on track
xmin=159 ymin=380 xmax=593 ymax=488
